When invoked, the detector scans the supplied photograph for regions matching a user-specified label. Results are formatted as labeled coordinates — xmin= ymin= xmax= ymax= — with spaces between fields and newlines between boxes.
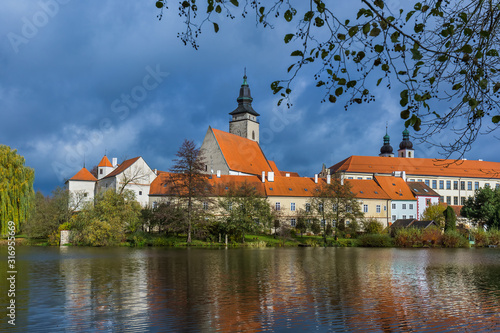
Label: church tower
xmin=398 ymin=128 xmax=414 ymax=158
xmin=379 ymin=126 xmax=394 ymax=157
xmin=229 ymin=72 xmax=260 ymax=143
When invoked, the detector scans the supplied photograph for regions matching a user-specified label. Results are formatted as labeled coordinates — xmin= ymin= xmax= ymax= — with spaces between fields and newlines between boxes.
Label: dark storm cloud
xmin=0 ymin=1 xmax=497 ymax=194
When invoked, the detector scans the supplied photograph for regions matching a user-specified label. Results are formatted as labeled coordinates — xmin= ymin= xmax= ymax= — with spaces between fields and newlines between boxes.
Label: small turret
xmin=229 ymin=70 xmax=260 ymax=142
xmin=379 ymin=125 xmax=394 ymax=157
xmin=398 ymin=128 xmax=415 ymax=158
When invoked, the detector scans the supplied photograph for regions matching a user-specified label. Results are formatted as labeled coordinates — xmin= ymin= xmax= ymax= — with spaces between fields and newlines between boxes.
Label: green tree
xmin=295 ymin=209 xmax=308 ymax=237
xmin=71 ymin=190 xmax=141 ymax=246
xmin=169 ymin=139 xmax=209 ymax=243
xmin=0 ymin=145 xmax=35 ymax=235
xmin=362 ymin=218 xmax=384 ymax=234
xmin=218 ymin=181 xmax=272 ymax=243
xmin=156 ymin=1 xmax=500 ymax=156
xmin=443 ymin=205 xmax=457 ymax=232
xmin=421 ymin=202 xmax=447 ymax=228
xmin=24 ymin=187 xmax=71 ymax=239
xmin=461 ymin=187 xmax=500 ymax=229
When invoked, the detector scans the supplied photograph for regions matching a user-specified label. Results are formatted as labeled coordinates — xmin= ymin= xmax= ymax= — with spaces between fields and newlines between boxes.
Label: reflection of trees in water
xmin=16 ymin=247 xmax=500 ymax=331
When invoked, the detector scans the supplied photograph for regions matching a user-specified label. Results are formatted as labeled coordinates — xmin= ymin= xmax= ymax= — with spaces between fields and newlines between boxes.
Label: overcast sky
xmin=1 ymin=1 xmax=499 ymax=194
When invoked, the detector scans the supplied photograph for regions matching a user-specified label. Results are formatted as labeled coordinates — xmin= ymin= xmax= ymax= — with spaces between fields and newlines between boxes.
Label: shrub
xmin=487 ymin=229 xmax=500 ymax=246
xmin=394 ymin=228 xmax=423 ymax=247
xmin=442 ymin=230 xmax=469 ymax=248
xmin=472 ymin=229 xmax=489 ymax=247
xmin=421 ymin=226 xmax=443 ymax=247
xmin=362 ymin=219 xmax=384 ymax=234
xmin=358 ymin=234 xmax=393 ymax=247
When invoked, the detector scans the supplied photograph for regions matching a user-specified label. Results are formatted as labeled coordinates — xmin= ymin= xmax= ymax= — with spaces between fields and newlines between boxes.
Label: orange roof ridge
xmin=98 ymin=155 xmax=113 ymax=167
xmin=69 ymin=167 xmax=97 ymax=182
xmin=103 ymin=157 xmax=141 ymax=179
xmin=211 ymin=128 xmax=273 ymax=176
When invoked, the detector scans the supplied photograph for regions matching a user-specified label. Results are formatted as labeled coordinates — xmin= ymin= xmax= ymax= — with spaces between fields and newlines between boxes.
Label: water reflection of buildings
xmin=57 ymin=248 xmax=500 ymax=331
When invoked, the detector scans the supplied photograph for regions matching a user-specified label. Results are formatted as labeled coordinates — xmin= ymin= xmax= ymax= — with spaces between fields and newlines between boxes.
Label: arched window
xmin=252 ymin=131 xmax=255 ymax=140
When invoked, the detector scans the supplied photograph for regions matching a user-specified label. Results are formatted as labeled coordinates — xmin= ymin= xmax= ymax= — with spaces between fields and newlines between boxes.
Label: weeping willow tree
xmin=0 ymin=145 xmax=35 ymax=235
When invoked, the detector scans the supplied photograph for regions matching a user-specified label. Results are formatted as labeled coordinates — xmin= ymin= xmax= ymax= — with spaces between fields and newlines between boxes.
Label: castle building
xmin=328 ymin=129 xmax=500 ymax=211
xmin=67 ymin=156 xmax=157 ymax=209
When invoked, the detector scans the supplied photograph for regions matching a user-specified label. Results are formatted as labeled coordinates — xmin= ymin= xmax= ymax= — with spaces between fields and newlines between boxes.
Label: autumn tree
xmin=218 ymin=181 xmax=272 ymax=242
xmin=421 ymin=202 xmax=447 ymax=228
xmin=156 ymin=0 xmax=500 ymax=157
xmin=0 ymin=145 xmax=35 ymax=235
xmin=169 ymin=139 xmax=209 ymax=243
xmin=24 ymin=187 xmax=72 ymax=239
xmin=308 ymin=179 xmax=363 ymax=242
xmin=461 ymin=187 xmax=500 ymax=229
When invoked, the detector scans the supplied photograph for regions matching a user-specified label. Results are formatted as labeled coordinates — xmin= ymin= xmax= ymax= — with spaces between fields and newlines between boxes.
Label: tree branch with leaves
xmin=156 ymin=0 xmax=500 ymax=158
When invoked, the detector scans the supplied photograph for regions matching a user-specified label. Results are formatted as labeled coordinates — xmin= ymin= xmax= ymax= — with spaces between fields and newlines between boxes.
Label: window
xmin=139 ymin=191 xmax=142 ymax=196
xmin=332 ymin=204 xmax=337 ymax=212
xmin=446 ymin=196 xmax=451 ymax=204
xmin=203 ymin=202 xmax=208 ymax=210
xmin=439 ymin=180 xmax=444 ymax=189
xmin=402 ymin=215 xmax=407 ymax=219
xmin=228 ymin=202 xmax=233 ymax=211
xmin=275 ymin=202 xmax=280 ymax=211
xmin=357 ymin=177 xmax=363 ymax=180
xmin=153 ymin=201 xmax=158 ymax=209
xmin=384 ymin=205 xmax=387 ymax=211
xmin=402 ymin=204 xmax=407 ymax=209
xmin=290 ymin=203 xmax=296 ymax=211
xmin=418 ymin=179 xmax=422 ymax=182
xmin=332 ymin=220 xmax=337 ymax=227
xmin=425 ymin=180 xmax=430 ymax=186
xmin=485 ymin=183 xmax=490 ymax=188
xmin=346 ymin=205 xmax=352 ymax=213
xmin=475 ymin=182 xmax=479 ymax=190
xmin=460 ymin=181 xmax=465 ymax=190
xmin=291 ymin=218 xmax=296 ymax=227
xmin=467 ymin=181 xmax=472 ymax=190
xmin=376 ymin=205 xmax=381 ymax=213
xmin=497 ymin=184 xmax=500 ymax=189
xmin=363 ymin=204 xmax=368 ymax=213
xmin=426 ymin=198 xmax=431 ymax=206
xmin=305 ymin=203 xmax=311 ymax=212
xmin=321 ymin=219 xmax=326 ymax=227
xmin=461 ymin=197 xmax=466 ymax=205
xmin=100 ymin=169 xmax=103 ymax=174
xmin=348 ymin=177 xmax=353 ymax=179
xmin=446 ymin=180 xmax=451 ymax=190
xmin=453 ymin=197 xmax=458 ymax=205
xmin=84 ymin=193 xmax=88 ymax=197
xmin=409 ymin=204 xmax=414 ymax=210
xmin=392 ymin=215 xmax=396 ymax=221
xmin=319 ymin=203 xmax=323 ymax=212
xmin=432 ymin=180 xmax=437 ymax=189
xmin=392 ymin=203 xmax=396 ymax=210
xmin=410 ymin=179 xmax=415 ymax=182
xmin=409 ymin=215 xmax=414 ymax=219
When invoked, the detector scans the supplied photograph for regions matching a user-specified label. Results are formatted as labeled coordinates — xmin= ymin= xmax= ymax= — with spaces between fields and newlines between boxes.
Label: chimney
xmin=327 ymin=175 xmax=331 ymax=184
xmin=217 ymin=170 xmax=221 ymax=178
xmin=112 ymin=158 xmax=118 ymax=167
xmin=262 ymin=171 xmax=266 ymax=183
xmin=341 ymin=175 xmax=344 ymax=185
xmin=314 ymin=174 xmax=318 ymax=184
xmin=154 ymin=169 xmax=157 ymax=175
xmin=401 ymin=171 xmax=406 ymax=181
xmin=268 ymin=172 xmax=274 ymax=182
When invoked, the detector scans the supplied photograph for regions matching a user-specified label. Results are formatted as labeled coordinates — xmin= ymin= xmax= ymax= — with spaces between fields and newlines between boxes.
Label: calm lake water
xmin=1 ymin=246 xmax=500 ymax=332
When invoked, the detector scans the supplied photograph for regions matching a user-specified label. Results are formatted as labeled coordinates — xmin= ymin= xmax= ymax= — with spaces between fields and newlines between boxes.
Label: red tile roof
xmin=330 ymin=155 xmax=500 ymax=179
xmin=211 ymin=128 xmax=273 ymax=175
xmin=69 ymin=167 xmax=97 ymax=182
xmin=98 ymin=155 xmax=113 ymax=167
xmin=103 ymin=157 xmax=140 ymax=179
xmin=374 ymin=176 xmax=416 ymax=201
xmin=346 ymin=179 xmax=391 ymax=200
